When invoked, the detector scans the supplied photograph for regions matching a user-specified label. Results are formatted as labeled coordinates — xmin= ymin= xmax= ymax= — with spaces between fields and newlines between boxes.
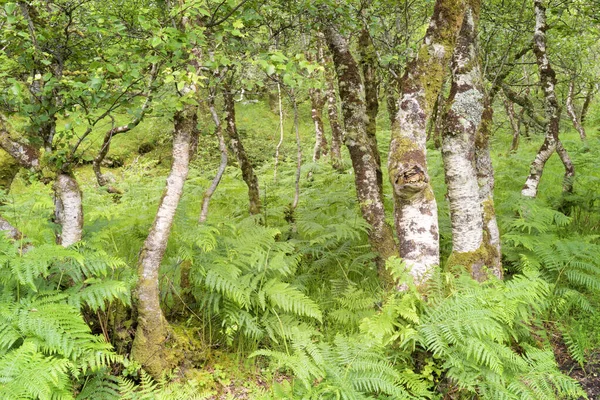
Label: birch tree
xmin=388 ymin=0 xmax=465 ymax=285
xmin=522 ymin=0 xmax=575 ymax=198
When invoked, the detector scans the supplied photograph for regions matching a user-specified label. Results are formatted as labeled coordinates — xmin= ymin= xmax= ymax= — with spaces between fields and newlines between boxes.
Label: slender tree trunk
xmin=359 ymin=28 xmax=382 ymax=192
xmin=384 ymin=77 xmax=400 ymax=130
xmin=223 ymin=84 xmax=261 ymax=216
xmin=556 ymin=139 xmax=575 ymax=193
xmin=53 ymin=173 xmax=83 ymax=247
xmin=442 ymin=3 xmax=496 ymax=281
xmin=505 ymin=99 xmax=520 ymax=152
xmin=292 ymin=94 xmax=302 ymax=211
xmin=131 ymin=102 xmax=197 ymax=377
xmin=522 ymin=0 xmax=574 ymax=197
xmin=322 ymin=23 xmax=397 ymax=273
xmin=388 ymin=0 xmax=465 ymax=285
xmin=199 ymin=89 xmax=228 ymax=223
xmin=580 ymin=82 xmax=595 ymax=126
xmin=325 ymin=61 xmax=344 ymax=170
xmin=309 ymin=40 xmax=329 ymax=163
xmin=310 ymin=88 xmax=328 ymax=161
xmin=475 ymin=97 xmax=502 ymax=279
xmin=566 ymin=80 xmax=587 ymax=141
xmin=274 ymin=82 xmax=285 ymax=182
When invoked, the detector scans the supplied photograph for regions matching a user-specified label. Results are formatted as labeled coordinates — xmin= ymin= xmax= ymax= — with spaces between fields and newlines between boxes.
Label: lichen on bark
xmin=388 ymin=0 xmax=466 ymax=286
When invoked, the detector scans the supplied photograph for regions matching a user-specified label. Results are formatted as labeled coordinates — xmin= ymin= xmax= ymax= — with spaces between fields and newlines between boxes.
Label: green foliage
xmin=0 ymin=234 xmax=129 ymax=399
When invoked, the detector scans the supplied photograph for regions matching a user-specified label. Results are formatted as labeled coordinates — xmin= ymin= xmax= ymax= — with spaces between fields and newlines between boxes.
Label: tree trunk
xmin=580 ymin=82 xmax=595 ymax=126
xmin=442 ymin=3 xmax=497 ymax=281
xmin=53 ymin=173 xmax=83 ymax=247
xmin=322 ymin=23 xmax=397 ymax=274
xmin=505 ymin=99 xmax=520 ymax=152
xmin=324 ymin=60 xmax=344 ymax=170
xmin=223 ymin=84 xmax=261 ymax=216
xmin=0 ymin=215 xmax=32 ymax=253
xmin=359 ymin=28 xmax=382 ymax=192
xmin=384 ymin=77 xmax=400 ymax=131
xmin=522 ymin=0 xmax=574 ymax=197
xmin=430 ymin=83 xmax=448 ymax=149
xmin=273 ymin=82 xmax=285 ymax=182
xmin=199 ymin=90 xmax=228 ymax=224
xmin=292 ymin=93 xmax=302 ymax=211
xmin=475 ymin=97 xmax=502 ymax=279
xmin=388 ymin=0 xmax=465 ymax=285
xmin=556 ymin=139 xmax=575 ymax=194
xmin=131 ymin=103 xmax=196 ymax=377
xmin=310 ymin=88 xmax=328 ymax=161
xmin=566 ymin=80 xmax=587 ymax=141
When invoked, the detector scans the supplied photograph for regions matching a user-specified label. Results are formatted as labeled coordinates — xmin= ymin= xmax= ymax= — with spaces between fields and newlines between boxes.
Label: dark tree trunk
xmin=505 ymin=99 xmax=520 ymax=152
xmin=223 ymin=84 xmax=261 ymax=216
xmin=273 ymin=82 xmax=284 ymax=182
xmin=359 ymin=28 xmax=382 ymax=192
xmin=522 ymin=0 xmax=574 ymax=197
xmin=566 ymin=80 xmax=587 ymax=141
xmin=475 ymin=97 xmax=502 ymax=278
xmin=384 ymin=78 xmax=400 ymax=130
xmin=322 ymin=23 xmax=397 ymax=275
xmin=580 ymin=82 xmax=595 ymax=126
xmin=388 ymin=0 xmax=465 ymax=285
xmin=131 ymin=102 xmax=197 ymax=377
xmin=199 ymin=89 xmax=228 ymax=223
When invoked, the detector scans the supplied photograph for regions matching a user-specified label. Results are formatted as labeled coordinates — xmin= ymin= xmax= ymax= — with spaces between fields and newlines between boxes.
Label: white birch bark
xmin=388 ymin=0 xmax=465 ymax=285
xmin=131 ymin=100 xmax=196 ymax=376
xmin=442 ymin=8 xmax=484 ymax=257
xmin=522 ymin=0 xmax=574 ymax=197
xmin=53 ymin=173 xmax=83 ymax=247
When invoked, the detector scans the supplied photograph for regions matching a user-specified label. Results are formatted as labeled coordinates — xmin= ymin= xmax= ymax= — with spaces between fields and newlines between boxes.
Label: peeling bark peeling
xmin=322 ymin=23 xmax=397 ymax=272
xmin=566 ymin=80 xmax=587 ymax=141
xmin=53 ymin=173 xmax=83 ymax=247
xmin=442 ymin=6 xmax=490 ymax=278
xmin=199 ymin=91 xmax=228 ymax=224
xmin=223 ymin=85 xmax=261 ymax=216
xmin=522 ymin=0 xmax=574 ymax=197
xmin=388 ymin=0 xmax=465 ymax=285
xmin=131 ymin=103 xmax=196 ymax=377
xmin=325 ymin=61 xmax=344 ymax=170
